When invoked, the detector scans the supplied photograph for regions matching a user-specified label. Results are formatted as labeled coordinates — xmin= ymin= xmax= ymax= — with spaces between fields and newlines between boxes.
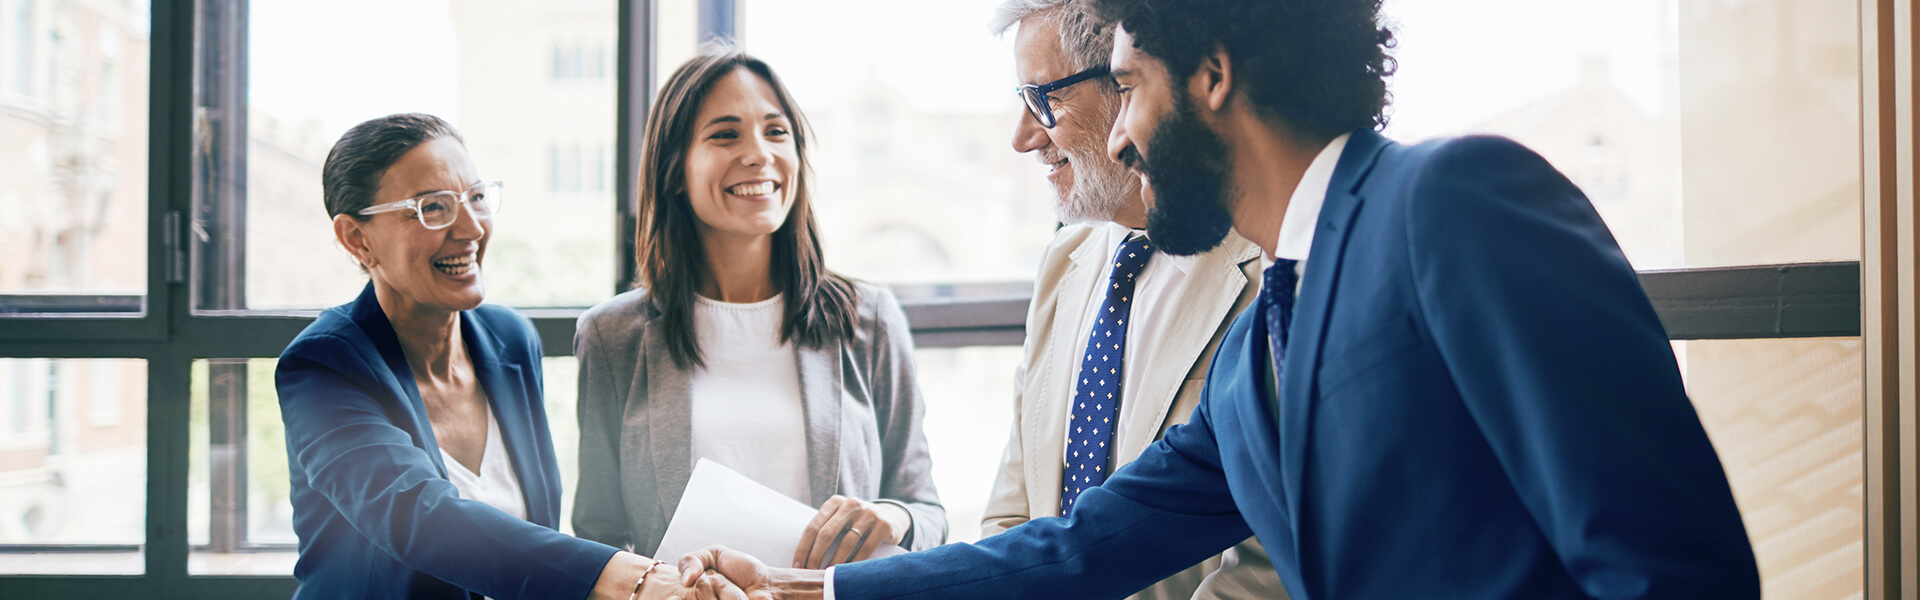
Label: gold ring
xmin=848 ymin=527 xmax=863 ymax=537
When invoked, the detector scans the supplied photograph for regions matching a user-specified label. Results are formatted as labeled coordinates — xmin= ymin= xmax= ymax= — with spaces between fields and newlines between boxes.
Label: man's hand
xmin=679 ymin=545 xmax=828 ymax=600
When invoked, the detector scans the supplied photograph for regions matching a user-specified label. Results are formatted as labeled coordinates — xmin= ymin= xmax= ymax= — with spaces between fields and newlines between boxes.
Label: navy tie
xmin=1060 ymin=234 xmax=1154 ymax=515
xmin=1262 ymin=259 xmax=1301 ymax=396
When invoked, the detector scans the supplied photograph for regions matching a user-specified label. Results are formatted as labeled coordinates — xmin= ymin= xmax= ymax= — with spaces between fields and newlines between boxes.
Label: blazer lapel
xmin=644 ymin=320 xmax=696 ymax=521
xmin=349 ymin=283 xmax=446 ymax=478
xmin=797 ymin=344 xmax=843 ymax=507
xmin=1029 ymin=235 xmax=1106 ymax=516
xmin=461 ymin=313 xmax=550 ymax=526
xmin=1279 ymin=130 xmax=1387 ymax=537
xmin=1116 ymin=235 xmax=1260 ymax=463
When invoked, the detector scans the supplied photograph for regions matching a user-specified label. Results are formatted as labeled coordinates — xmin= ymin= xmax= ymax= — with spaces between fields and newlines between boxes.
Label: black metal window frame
xmin=0 ymin=0 xmax=1867 ymax=596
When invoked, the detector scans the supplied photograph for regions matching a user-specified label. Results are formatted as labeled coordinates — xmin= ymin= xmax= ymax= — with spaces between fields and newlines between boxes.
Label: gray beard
xmin=1053 ymin=160 xmax=1139 ymax=225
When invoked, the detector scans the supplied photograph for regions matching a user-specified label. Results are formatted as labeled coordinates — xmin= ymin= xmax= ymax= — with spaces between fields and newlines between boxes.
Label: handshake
xmin=633 ymin=545 xmax=824 ymax=600
xmin=616 ymin=494 xmax=905 ymax=600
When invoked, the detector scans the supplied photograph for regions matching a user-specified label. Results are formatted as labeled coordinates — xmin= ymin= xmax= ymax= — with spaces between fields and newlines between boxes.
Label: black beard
xmin=1139 ymin=94 xmax=1235 ymax=256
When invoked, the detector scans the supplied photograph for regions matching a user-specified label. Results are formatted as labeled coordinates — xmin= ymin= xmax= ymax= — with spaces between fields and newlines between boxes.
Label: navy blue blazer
xmin=835 ymin=130 xmax=1759 ymax=599
xmin=277 ymin=284 xmax=618 ymax=599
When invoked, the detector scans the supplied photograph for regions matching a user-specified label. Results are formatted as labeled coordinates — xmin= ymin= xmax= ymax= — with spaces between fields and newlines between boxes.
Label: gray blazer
xmin=571 ymin=283 xmax=946 ymax=557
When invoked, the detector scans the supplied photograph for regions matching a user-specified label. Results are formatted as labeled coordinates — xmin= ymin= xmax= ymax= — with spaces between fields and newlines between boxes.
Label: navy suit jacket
xmin=277 ymin=284 xmax=618 ymax=599
xmin=836 ymin=130 xmax=1759 ymax=599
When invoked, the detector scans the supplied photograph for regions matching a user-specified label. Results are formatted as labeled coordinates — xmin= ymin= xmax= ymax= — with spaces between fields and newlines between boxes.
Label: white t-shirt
xmin=440 ymin=401 xmax=528 ymax=522
xmin=688 ymin=293 xmax=811 ymax=504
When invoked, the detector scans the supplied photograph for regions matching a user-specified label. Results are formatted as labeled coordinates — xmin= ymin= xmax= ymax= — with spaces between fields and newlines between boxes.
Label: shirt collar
xmin=1272 ymin=132 xmax=1351 ymax=263
xmin=1111 ymin=223 xmax=1194 ymax=275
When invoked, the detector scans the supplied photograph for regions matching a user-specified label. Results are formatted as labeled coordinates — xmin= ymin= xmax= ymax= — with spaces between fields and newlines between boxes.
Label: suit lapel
xmin=1116 ymin=236 xmax=1260 ymax=463
xmin=644 ymin=320 xmax=696 ymax=521
xmin=797 ymin=344 xmax=843 ymax=507
xmin=1279 ymin=130 xmax=1387 ymax=536
xmin=349 ymin=284 xmax=447 ymax=478
xmin=1029 ymin=234 xmax=1106 ymax=516
xmin=462 ymin=313 xmax=550 ymax=527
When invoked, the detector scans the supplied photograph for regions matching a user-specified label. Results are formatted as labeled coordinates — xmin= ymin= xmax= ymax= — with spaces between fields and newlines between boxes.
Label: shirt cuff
xmin=824 ymin=565 xmax=838 ymax=600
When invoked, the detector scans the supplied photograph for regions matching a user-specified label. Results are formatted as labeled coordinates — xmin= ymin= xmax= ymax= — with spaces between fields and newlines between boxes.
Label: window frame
xmin=0 ymin=0 xmax=1896 ymax=597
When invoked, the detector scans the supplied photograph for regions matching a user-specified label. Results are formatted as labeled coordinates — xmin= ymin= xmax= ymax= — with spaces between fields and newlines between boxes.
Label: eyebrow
xmin=408 ymin=181 xmax=480 ymax=199
xmin=703 ymin=113 xmax=787 ymax=128
xmin=1110 ymin=68 xmax=1134 ymax=80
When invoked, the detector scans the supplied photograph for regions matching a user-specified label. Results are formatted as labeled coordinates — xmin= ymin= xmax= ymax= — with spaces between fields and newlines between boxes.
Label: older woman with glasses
xmin=275 ymin=113 xmax=719 ymax=600
xmin=572 ymin=47 xmax=945 ymax=570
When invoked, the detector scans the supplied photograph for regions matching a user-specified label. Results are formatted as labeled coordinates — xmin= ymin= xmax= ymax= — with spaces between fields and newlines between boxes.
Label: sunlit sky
xmin=250 ymin=0 xmax=1673 ymax=144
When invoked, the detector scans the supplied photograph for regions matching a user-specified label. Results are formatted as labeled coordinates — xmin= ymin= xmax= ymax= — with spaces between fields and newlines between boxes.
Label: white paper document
xmin=654 ymin=459 xmax=906 ymax=565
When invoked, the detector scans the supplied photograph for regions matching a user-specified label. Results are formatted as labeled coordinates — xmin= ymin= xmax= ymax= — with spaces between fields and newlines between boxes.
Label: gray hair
xmin=990 ymin=0 xmax=1114 ymax=74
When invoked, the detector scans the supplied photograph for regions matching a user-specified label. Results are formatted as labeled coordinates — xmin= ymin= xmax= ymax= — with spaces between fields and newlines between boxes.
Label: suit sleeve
xmin=834 ymin=363 xmax=1252 ymax=600
xmin=1404 ymin=136 xmax=1759 ymax=598
xmin=571 ymin=310 xmax=635 ymax=550
xmin=276 ymin=334 xmax=618 ymax=599
xmin=867 ymin=289 xmax=948 ymax=550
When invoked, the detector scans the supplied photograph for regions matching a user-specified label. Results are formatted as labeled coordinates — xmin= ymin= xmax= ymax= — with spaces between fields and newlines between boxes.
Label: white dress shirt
xmin=440 ymin=399 xmax=528 ymax=521
xmin=1058 ymin=223 xmax=1196 ymax=464
xmin=825 ymin=133 xmax=1354 ymax=600
xmin=689 ymin=294 xmax=812 ymax=504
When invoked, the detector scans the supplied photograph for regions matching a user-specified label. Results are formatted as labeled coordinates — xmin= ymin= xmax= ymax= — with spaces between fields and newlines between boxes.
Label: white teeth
xmin=433 ymin=254 xmax=476 ymax=275
xmin=729 ymin=181 xmax=776 ymax=196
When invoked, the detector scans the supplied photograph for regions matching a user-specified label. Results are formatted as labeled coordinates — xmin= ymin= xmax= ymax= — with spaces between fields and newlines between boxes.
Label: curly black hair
xmin=1085 ymin=0 xmax=1395 ymax=139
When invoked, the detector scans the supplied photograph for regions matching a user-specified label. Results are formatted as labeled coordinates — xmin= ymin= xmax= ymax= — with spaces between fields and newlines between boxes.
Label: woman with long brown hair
xmin=572 ymin=47 xmax=945 ymax=570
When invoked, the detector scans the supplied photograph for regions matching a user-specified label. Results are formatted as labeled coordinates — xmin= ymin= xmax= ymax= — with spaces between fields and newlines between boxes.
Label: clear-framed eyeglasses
xmin=357 ymin=181 xmax=504 ymax=230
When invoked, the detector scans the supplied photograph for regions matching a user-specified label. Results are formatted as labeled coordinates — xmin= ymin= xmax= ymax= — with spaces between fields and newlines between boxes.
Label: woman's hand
xmin=790 ymin=495 xmax=911 ymax=568
xmin=592 ymin=551 xmax=737 ymax=600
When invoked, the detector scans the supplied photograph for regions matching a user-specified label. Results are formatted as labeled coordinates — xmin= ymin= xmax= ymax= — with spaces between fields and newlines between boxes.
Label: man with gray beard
xmin=981 ymin=2 xmax=1281 ymax=598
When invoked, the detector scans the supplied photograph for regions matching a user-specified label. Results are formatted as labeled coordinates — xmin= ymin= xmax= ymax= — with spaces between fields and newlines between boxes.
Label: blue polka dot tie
xmin=1061 ymin=234 xmax=1154 ymax=516
xmin=1262 ymin=259 xmax=1301 ymax=393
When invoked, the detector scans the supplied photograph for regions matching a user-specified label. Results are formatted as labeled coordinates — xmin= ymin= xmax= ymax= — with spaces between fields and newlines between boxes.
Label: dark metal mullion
xmin=616 ymin=0 xmax=658 ymax=295
xmin=143 ymin=0 xmax=200 ymax=587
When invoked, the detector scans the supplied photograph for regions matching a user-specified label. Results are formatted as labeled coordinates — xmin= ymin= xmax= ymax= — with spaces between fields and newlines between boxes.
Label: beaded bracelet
xmin=628 ymin=559 xmax=665 ymax=600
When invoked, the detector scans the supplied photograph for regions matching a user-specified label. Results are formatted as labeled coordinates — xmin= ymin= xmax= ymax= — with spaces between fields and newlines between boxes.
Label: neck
xmin=373 ymin=282 xmax=465 ymax=381
xmin=1226 ymin=114 xmax=1330 ymax=260
xmin=699 ymin=229 xmax=779 ymax=303
xmin=1110 ymin=196 xmax=1149 ymax=230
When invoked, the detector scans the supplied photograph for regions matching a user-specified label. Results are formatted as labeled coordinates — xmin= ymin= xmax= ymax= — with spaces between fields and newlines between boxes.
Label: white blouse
xmin=688 ymin=293 xmax=812 ymax=503
xmin=440 ymin=402 xmax=528 ymax=522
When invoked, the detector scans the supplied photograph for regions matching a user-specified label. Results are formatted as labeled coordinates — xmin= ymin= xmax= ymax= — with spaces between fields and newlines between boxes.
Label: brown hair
xmin=636 ymin=47 xmax=859 ymax=370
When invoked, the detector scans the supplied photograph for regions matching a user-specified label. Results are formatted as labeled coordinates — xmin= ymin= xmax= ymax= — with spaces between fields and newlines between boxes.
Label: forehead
xmin=695 ymin=67 xmax=786 ymax=121
xmin=379 ymin=137 xmax=476 ymax=199
xmin=1110 ymin=26 xmax=1159 ymax=81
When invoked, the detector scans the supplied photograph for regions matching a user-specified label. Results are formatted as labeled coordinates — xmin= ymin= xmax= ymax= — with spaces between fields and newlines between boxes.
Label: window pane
xmin=241 ymin=0 xmax=616 ymax=310
xmin=1383 ymin=0 xmax=1857 ymax=269
xmin=0 ymin=358 xmax=146 ymax=575
xmin=742 ymin=1 xmax=1057 ymax=289
xmin=0 ymin=0 xmax=149 ymax=304
xmin=1679 ymin=338 xmax=1862 ymax=598
xmin=187 ymin=356 xmax=582 ymax=575
xmin=912 ymin=346 xmax=1021 ymax=544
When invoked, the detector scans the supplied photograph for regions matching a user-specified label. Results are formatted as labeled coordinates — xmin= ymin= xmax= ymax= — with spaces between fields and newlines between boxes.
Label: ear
xmin=1186 ymin=43 xmax=1235 ymax=114
xmin=333 ymin=214 xmax=376 ymax=268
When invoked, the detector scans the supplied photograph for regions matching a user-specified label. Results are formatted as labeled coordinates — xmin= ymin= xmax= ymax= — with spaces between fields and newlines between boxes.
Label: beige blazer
xmin=571 ymin=283 xmax=946 ymax=557
xmin=982 ymin=224 xmax=1285 ymax=600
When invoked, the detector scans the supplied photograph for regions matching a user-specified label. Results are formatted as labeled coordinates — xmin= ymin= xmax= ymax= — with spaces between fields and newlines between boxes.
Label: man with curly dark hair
xmin=675 ymin=2 xmax=1761 ymax=598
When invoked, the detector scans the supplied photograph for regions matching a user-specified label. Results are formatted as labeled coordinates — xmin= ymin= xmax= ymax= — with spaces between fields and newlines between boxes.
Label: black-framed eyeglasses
xmin=1016 ymin=66 xmax=1109 ymax=129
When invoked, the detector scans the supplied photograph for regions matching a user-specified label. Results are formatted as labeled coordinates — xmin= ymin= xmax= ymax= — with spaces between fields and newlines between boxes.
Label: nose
xmin=742 ymin=134 xmax=772 ymax=168
xmin=1106 ymin=109 xmax=1133 ymax=167
xmin=447 ymin=198 xmax=487 ymax=241
xmin=1012 ymin=108 xmax=1048 ymax=154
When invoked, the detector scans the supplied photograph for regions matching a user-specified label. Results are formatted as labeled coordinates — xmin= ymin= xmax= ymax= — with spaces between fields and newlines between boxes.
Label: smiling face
xmin=682 ymin=67 xmax=799 ymax=244
xmin=1106 ymin=26 xmax=1236 ymax=256
xmin=337 ymin=136 xmax=490 ymax=315
xmin=1010 ymin=16 xmax=1137 ymax=225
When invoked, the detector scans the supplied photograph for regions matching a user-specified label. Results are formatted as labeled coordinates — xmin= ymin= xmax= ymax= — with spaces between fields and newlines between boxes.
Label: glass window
xmin=741 ymin=0 xmax=1058 ymax=290
xmin=912 ymin=346 xmax=1022 ymax=544
xmin=1382 ymin=0 xmax=1857 ymax=270
xmin=1679 ymin=338 xmax=1863 ymax=598
xmin=240 ymin=0 xmax=616 ymax=310
xmin=0 ymin=358 xmax=147 ymax=575
xmin=187 ymin=356 xmax=582 ymax=575
xmin=0 ymin=0 xmax=149 ymax=304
